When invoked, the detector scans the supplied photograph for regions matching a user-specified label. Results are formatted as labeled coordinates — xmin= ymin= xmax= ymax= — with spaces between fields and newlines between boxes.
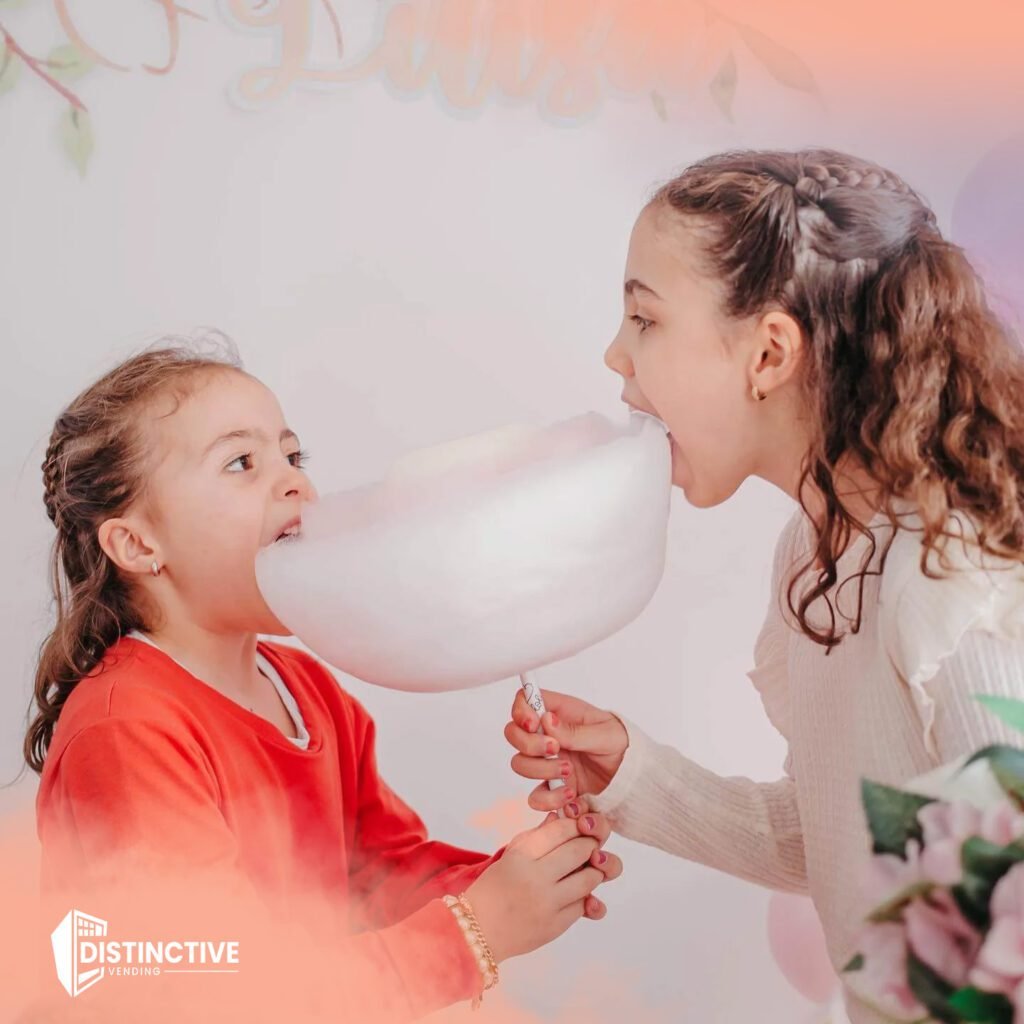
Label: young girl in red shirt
xmin=27 ymin=339 xmax=619 ymax=1021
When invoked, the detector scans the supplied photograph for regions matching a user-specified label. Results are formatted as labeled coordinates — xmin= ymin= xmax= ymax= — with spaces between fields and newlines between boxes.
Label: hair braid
xmin=19 ymin=333 xmax=243 ymax=777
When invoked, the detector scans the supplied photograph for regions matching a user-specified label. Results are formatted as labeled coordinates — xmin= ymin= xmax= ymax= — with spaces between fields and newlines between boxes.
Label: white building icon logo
xmin=49 ymin=908 xmax=242 ymax=996
xmin=51 ymin=909 xmax=107 ymax=998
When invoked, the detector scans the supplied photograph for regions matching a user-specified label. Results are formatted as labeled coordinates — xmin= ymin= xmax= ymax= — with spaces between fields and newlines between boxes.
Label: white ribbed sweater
xmin=590 ymin=503 xmax=1024 ymax=1024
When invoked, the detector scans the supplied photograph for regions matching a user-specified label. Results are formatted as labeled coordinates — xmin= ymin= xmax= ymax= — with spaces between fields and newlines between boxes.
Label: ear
xmin=97 ymin=517 xmax=160 ymax=576
xmin=750 ymin=311 xmax=805 ymax=394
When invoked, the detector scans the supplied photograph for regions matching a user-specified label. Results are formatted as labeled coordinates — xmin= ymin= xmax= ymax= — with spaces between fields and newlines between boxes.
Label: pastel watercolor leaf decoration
xmin=735 ymin=22 xmax=818 ymax=95
xmin=708 ymin=50 xmax=737 ymax=120
xmin=59 ymin=107 xmax=94 ymax=177
xmin=47 ymin=43 xmax=94 ymax=82
xmin=0 ymin=41 xmax=20 ymax=94
xmin=975 ymin=695 xmax=1024 ymax=735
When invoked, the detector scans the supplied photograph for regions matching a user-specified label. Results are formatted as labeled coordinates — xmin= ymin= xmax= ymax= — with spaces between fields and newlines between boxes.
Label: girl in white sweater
xmin=505 ymin=148 xmax=1024 ymax=1024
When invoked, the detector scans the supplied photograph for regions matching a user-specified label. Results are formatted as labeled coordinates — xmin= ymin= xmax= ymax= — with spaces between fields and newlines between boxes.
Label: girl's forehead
xmin=148 ymin=372 xmax=284 ymax=457
xmin=627 ymin=208 xmax=708 ymax=295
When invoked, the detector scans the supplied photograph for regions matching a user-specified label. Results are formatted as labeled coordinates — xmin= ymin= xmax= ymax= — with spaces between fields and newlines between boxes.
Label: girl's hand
xmin=504 ymin=688 xmax=628 ymax=812
xmin=464 ymin=807 xmax=622 ymax=963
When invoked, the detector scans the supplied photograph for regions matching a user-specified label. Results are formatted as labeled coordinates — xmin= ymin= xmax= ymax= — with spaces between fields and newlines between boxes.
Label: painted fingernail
xmin=583 ymin=815 xmax=595 ymax=831
xmin=549 ymin=712 xmax=560 ymax=728
xmin=561 ymin=789 xmax=575 ymax=802
xmin=545 ymin=739 xmax=558 ymax=756
xmin=566 ymin=802 xmax=580 ymax=817
xmin=595 ymin=851 xmax=608 ymax=866
xmin=560 ymin=762 xmax=572 ymax=777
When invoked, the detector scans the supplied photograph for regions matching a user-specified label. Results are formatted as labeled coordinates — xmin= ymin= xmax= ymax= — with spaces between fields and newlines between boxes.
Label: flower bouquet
xmin=845 ymin=696 xmax=1024 ymax=1023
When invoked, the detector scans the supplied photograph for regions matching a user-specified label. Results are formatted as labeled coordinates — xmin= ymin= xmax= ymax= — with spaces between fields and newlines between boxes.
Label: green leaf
xmin=708 ymin=51 xmax=737 ymax=121
xmin=736 ymin=22 xmax=818 ymax=95
xmin=975 ymin=695 xmax=1024 ymax=735
xmin=948 ymin=985 xmax=1014 ymax=1024
xmin=867 ymin=881 xmax=935 ymax=924
xmin=59 ymin=107 xmax=94 ymax=178
xmin=0 ymin=41 xmax=21 ymax=94
xmin=46 ymin=43 xmax=94 ymax=82
xmin=907 ymin=952 xmax=959 ymax=1024
xmin=954 ymin=873 xmax=993 ymax=931
xmin=964 ymin=745 xmax=1024 ymax=806
xmin=953 ymin=836 xmax=1024 ymax=930
xmin=861 ymin=779 xmax=934 ymax=857
xmin=962 ymin=836 xmax=1024 ymax=879
xmin=650 ymin=91 xmax=667 ymax=121
xmin=842 ymin=953 xmax=864 ymax=973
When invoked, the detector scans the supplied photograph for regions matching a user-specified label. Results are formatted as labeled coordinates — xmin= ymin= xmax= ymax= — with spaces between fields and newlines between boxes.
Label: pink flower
xmin=983 ymin=803 xmax=1024 ymax=848
xmin=971 ymin=863 xmax=1024 ymax=998
xmin=917 ymin=799 xmax=1024 ymax=885
xmin=846 ymin=922 xmax=927 ymax=1022
xmin=865 ymin=839 xmax=925 ymax=906
xmin=904 ymin=889 xmax=983 ymax=986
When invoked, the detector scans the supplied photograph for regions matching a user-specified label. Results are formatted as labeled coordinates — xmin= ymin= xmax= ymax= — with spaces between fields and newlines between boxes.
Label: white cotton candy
xmin=255 ymin=410 xmax=672 ymax=692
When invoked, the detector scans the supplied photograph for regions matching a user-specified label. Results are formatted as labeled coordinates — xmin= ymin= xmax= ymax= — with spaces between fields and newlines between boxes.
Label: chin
xmin=252 ymin=602 xmax=294 ymax=637
xmin=260 ymin=618 xmax=292 ymax=634
xmin=671 ymin=467 xmax=734 ymax=509
xmin=261 ymin=618 xmax=294 ymax=638
xmin=671 ymin=461 xmax=696 ymax=499
xmin=692 ymin=495 xmax=728 ymax=510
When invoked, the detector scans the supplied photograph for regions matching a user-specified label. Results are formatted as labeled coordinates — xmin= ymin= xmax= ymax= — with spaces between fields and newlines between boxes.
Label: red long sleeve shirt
xmin=35 ymin=636 xmax=500 ymax=1020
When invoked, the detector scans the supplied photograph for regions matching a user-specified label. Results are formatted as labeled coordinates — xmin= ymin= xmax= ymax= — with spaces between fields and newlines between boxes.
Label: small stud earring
xmin=151 ymin=560 xmax=160 ymax=577
xmin=751 ymin=384 xmax=767 ymax=402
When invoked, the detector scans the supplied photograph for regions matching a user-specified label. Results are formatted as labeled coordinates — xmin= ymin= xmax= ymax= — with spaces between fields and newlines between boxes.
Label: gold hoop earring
xmin=751 ymin=385 xmax=767 ymax=402
xmin=151 ymin=560 xmax=161 ymax=577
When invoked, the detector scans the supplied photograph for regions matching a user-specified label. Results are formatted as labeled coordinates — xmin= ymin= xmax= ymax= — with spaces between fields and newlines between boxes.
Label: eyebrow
xmin=624 ymin=279 xmax=663 ymax=300
xmin=203 ymin=428 xmax=299 ymax=458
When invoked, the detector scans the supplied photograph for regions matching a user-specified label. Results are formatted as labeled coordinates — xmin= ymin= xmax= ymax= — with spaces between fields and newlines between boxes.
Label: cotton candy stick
xmin=520 ymin=670 xmax=566 ymax=793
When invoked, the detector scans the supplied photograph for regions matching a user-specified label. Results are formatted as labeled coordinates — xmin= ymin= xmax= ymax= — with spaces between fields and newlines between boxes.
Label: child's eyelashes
xmin=630 ymin=314 xmax=654 ymax=333
xmin=225 ymin=449 xmax=311 ymax=473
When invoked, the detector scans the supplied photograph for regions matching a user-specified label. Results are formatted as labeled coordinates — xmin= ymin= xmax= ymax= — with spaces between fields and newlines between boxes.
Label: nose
xmin=279 ymin=460 xmax=317 ymax=503
xmin=604 ymin=329 xmax=634 ymax=379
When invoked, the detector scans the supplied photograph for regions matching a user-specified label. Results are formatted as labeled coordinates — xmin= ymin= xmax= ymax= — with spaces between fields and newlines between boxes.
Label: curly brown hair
xmin=651 ymin=148 xmax=1024 ymax=650
xmin=22 ymin=334 xmax=244 ymax=775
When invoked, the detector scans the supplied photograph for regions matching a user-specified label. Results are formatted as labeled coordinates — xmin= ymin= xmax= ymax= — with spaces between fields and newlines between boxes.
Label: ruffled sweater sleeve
xmin=588 ymin=512 xmax=809 ymax=894
xmin=878 ymin=512 xmax=1024 ymax=765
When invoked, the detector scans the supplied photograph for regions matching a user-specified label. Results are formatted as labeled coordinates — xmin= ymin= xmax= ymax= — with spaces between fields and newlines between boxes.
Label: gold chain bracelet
xmin=442 ymin=892 xmax=499 ymax=1010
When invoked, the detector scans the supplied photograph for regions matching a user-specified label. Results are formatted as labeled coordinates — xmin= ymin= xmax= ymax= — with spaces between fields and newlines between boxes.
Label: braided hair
xmin=24 ymin=335 xmax=243 ymax=775
xmin=650 ymin=148 xmax=1024 ymax=649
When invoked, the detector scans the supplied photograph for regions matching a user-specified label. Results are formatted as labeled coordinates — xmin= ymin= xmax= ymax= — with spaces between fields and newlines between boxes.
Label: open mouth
xmin=274 ymin=525 xmax=302 ymax=543
xmin=623 ymin=399 xmax=672 ymax=443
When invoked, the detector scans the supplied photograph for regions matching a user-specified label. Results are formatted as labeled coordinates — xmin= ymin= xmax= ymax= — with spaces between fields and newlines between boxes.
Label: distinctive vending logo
xmin=50 ymin=909 xmax=240 ymax=998
xmin=51 ymin=909 xmax=108 ymax=998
